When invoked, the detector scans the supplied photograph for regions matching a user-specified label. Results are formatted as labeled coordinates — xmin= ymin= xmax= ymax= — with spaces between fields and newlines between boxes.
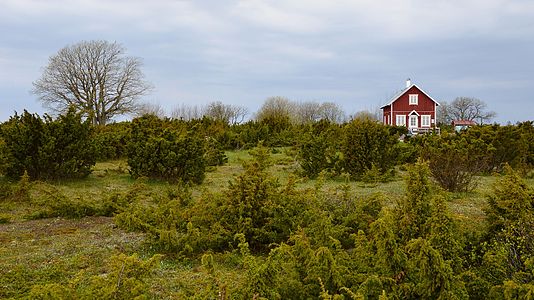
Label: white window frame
xmin=421 ymin=115 xmax=431 ymax=127
xmin=409 ymin=94 xmax=418 ymax=105
xmin=409 ymin=115 xmax=418 ymax=128
xmin=396 ymin=114 xmax=406 ymax=126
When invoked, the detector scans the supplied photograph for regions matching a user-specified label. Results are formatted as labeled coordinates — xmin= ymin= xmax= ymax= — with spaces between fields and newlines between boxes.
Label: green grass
xmin=1 ymin=148 xmax=533 ymax=298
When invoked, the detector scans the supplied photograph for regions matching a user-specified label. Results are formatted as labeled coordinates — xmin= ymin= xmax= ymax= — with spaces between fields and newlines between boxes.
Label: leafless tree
xmin=228 ymin=105 xmax=249 ymax=125
xmin=319 ymin=102 xmax=346 ymax=123
xmin=136 ymin=102 xmax=166 ymax=118
xmin=295 ymin=101 xmax=322 ymax=124
xmin=438 ymin=97 xmax=496 ymax=124
xmin=205 ymin=101 xmax=249 ymax=125
xmin=171 ymin=103 xmax=205 ymax=121
xmin=32 ymin=40 xmax=152 ymax=125
xmin=256 ymin=97 xmax=347 ymax=124
xmin=352 ymin=110 xmax=377 ymax=121
xmin=255 ymin=96 xmax=296 ymax=122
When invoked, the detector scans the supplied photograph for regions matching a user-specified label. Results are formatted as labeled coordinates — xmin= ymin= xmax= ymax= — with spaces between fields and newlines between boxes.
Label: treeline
xmin=0 ymin=109 xmax=533 ymax=191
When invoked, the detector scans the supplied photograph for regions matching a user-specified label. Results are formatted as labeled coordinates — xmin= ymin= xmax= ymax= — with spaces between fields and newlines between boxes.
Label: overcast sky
xmin=1 ymin=0 xmax=533 ymax=123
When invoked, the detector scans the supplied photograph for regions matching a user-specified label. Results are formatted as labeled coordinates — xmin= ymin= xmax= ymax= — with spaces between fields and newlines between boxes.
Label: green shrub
xmin=127 ymin=115 xmax=206 ymax=183
xmin=485 ymin=166 xmax=534 ymax=234
xmin=518 ymin=121 xmax=534 ymax=169
xmin=113 ymin=181 xmax=221 ymax=256
xmin=215 ymin=144 xmax=285 ymax=252
xmin=28 ymin=253 xmax=161 ymax=300
xmin=92 ymin=122 xmax=130 ymax=161
xmin=342 ymin=119 xmax=397 ymax=179
xmin=0 ymin=108 xmax=95 ymax=180
xmin=116 ymin=144 xmax=312 ymax=256
xmin=27 ymin=184 xmax=98 ymax=219
xmin=0 ymin=213 xmax=10 ymax=224
xmin=298 ymin=122 xmax=343 ymax=178
xmin=0 ymin=179 xmax=13 ymax=201
xmin=360 ymin=164 xmax=395 ymax=184
xmin=393 ymin=141 xmax=418 ymax=165
xmin=232 ymin=118 xmax=298 ymax=149
xmin=421 ymin=133 xmax=491 ymax=192
xmin=230 ymin=120 xmax=270 ymax=149
xmin=480 ymin=167 xmax=534 ymax=289
xmin=12 ymin=172 xmax=31 ymax=202
xmin=203 ymin=136 xmax=228 ymax=167
xmin=0 ymin=172 xmax=31 ymax=202
xmin=464 ymin=123 xmax=534 ymax=173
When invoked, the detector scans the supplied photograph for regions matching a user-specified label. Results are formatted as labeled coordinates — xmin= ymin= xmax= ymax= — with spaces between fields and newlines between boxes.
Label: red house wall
xmin=391 ymin=86 xmax=436 ymax=127
xmin=382 ymin=106 xmax=391 ymax=125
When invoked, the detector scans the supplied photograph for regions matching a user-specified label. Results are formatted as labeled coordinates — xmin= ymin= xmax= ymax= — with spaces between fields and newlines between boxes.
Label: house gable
xmin=380 ymin=84 xmax=440 ymax=109
xmin=381 ymin=81 xmax=440 ymax=132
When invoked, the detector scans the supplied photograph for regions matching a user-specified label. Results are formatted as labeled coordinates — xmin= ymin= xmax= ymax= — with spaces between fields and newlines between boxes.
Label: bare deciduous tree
xmin=32 ymin=40 xmax=152 ymax=125
xmin=352 ymin=110 xmax=377 ymax=121
xmin=319 ymin=102 xmax=346 ymax=123
xmin=257 ymin=97 xmax=346 ymax=124
xmin=171 ymin=103 xmax=204 ymax=121
xmin=438 ymin=97 xmax=496 ymax=124
xmin=295 ymin=101 xmax=322 ymax=124
xmin=205 ymin=101 xmax=249 ymax=125
xmin=228 ymin=105 xmax=249 ymax=125
xmin=255 ymin=96 xmax=296 ymax=122
xmin=136 ymin=102 xmax=166 ymax=118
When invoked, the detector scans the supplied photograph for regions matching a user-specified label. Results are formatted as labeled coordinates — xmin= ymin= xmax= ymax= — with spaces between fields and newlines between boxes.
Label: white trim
xmin=421 ymin=115 xmax=431 ymax=127
xmin=380 ymin=83 xmax=440 ymax=109
xmin=409 ymin=94 xmax=418 ymax=105
xmin=409 ymin=115 xmax=418 ymax=128
xmin=396 ymin=114 xmax=406 ymax=126
xmin=408 ymin=110 xmax=420 ymax=116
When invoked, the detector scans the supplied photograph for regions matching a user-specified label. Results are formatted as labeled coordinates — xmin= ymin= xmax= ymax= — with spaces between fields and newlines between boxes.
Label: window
xmin=409 ymin=94 xmax=418 ymax=105
xmin=396 ymin=115 xmax=406 ymax=126
xmin=409 ymin=115 xmax=418 ymax=127
xmin=421 ymin=115 xmax=431 ymax=127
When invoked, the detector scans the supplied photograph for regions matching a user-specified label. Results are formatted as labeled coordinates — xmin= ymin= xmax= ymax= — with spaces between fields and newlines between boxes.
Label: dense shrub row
xmin=0 ymin=108 xmax=95 ymax=180
xmin=297 ymin=120 xmax=534 ymax=191
xmin=127 ymin=115 xmax=206 ymax=183
xmin=1 ymin=108 xmax=533 ymax=189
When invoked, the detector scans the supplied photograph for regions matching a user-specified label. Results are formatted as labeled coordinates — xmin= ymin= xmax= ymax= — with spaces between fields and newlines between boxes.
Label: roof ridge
xmin=380 ymin=84 xmax=440 ymax=109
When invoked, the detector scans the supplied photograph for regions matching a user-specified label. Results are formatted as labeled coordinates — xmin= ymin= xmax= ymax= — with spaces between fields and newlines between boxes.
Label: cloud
xmin=232 ymin=0 xmax=324 ymax=33
xmin=444 ymin=77 xmax=534 ymax=90
xmin=1 ymin=0 xmax=533 ymax=123
xmin=228 ymin=0 xmax=534 ymax=40
xmin=0 ymin=0 xmax=229 ymax=35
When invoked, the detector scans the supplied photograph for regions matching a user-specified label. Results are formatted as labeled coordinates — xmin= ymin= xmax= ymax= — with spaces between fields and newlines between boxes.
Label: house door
xmin=409 ymin=115 xmax=418 ymax=129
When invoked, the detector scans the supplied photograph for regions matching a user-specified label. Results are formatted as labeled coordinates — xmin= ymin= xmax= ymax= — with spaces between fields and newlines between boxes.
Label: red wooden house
xmin=381 ymin=79 xmax=440 ymax=134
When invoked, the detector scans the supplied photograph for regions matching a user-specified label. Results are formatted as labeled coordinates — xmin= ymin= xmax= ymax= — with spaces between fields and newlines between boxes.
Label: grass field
xmin=1 ymin=148 xmax=532 ymax=298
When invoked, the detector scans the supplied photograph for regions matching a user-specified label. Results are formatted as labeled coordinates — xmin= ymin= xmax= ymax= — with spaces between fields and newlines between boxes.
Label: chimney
xmin=406 ymin=78 xmax=412 ymax=88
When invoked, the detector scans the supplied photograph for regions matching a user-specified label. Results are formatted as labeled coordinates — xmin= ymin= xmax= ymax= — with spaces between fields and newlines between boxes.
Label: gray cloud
xmin=1 ymin=0 xmax=533 ymax=122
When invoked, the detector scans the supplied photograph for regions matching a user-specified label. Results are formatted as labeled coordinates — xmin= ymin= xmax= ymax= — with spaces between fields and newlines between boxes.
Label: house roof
xmin=380 ymin=84 xmax=440 ymax=109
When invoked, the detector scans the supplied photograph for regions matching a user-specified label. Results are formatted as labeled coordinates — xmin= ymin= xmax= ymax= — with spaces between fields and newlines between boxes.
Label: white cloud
xmin=0 ymin=0 xmax=230 ymax=35
xmin=1 ymin=0 xmax=533 ymax=123
xmin=229 ymin=0 xmax=534 ymax=40
xmin=232 ymin=0 xmax=324 ymax=33
xmin=444 ymin=77 xmax=534 ymax=90
xmin=3 ymin=0 xmax=532 ymax=40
